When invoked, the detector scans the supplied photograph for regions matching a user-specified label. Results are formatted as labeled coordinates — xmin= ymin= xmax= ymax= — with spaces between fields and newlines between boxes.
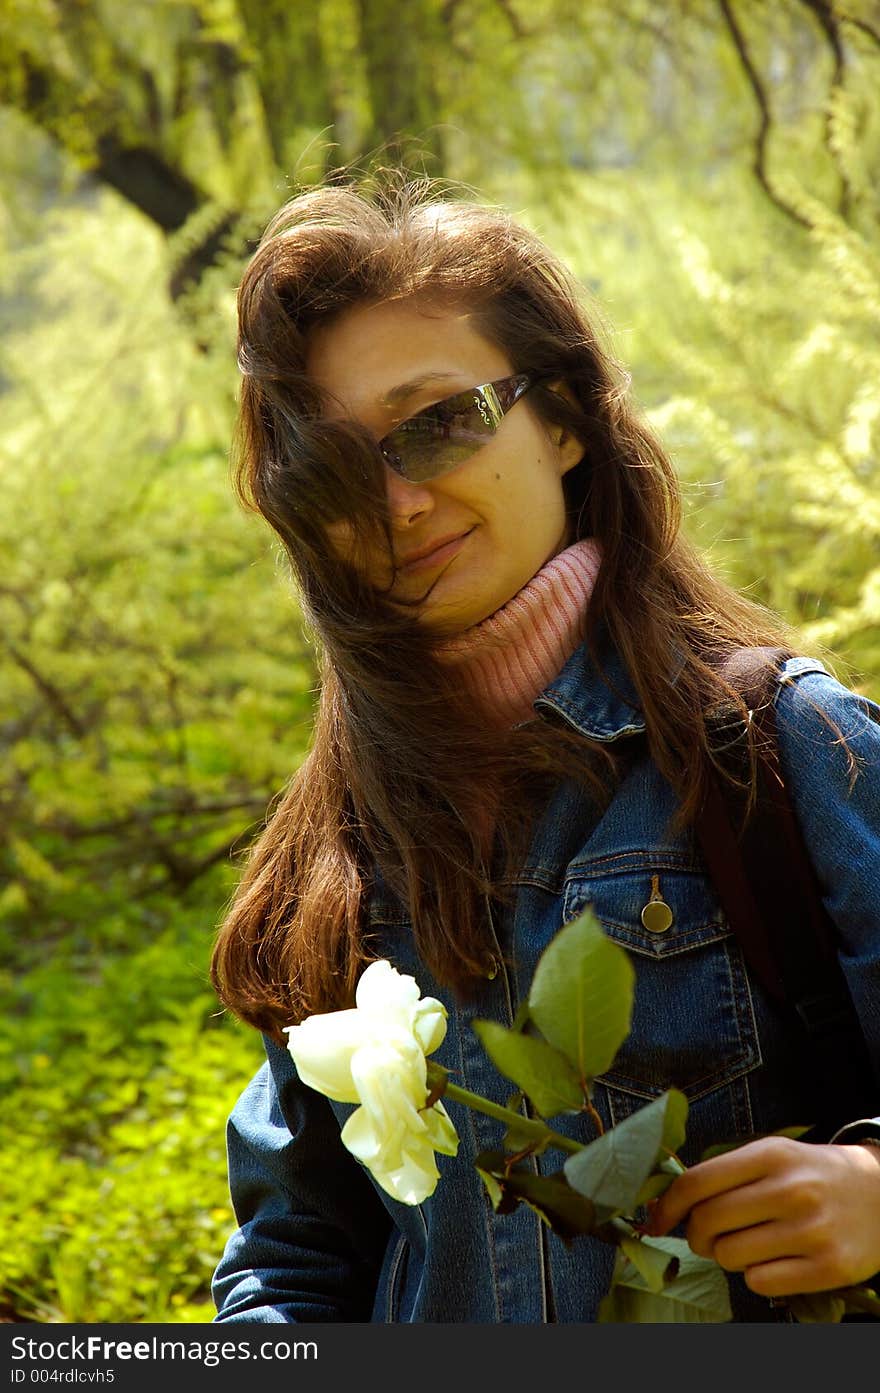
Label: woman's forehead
xmin=305 ymin=299 xmax=511 ymax=424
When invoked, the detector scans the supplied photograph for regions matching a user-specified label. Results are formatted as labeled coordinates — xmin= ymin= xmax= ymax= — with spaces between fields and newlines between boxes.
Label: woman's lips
xmin=396 ymin=529 xmax=473 ymax=576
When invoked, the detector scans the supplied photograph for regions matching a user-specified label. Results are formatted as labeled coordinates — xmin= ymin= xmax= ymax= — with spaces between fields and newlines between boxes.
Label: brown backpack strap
xmin=697 ymin=647 xmax=792 ymax=1003
xmin=696 ymin=647 xmax=875 ymax=1138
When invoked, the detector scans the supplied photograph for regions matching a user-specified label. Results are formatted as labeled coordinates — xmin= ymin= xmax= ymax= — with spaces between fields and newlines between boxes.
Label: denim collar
xmin=533 ymin=631 xmax=646 ymax=743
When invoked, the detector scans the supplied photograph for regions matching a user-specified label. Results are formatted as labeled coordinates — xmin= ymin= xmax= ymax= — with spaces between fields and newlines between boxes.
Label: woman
xmin=209 ymin=179 xmax=880 ymax=1323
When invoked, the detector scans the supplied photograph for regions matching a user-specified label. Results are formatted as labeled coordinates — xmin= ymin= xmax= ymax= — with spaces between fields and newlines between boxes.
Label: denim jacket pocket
xmin=563 ymin=858 xmax=761 ymax=1128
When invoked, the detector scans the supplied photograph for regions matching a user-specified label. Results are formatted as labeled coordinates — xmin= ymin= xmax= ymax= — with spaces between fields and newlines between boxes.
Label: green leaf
xmin=475 ymin=1167 xmax=504 ymax=1208
xmin=474 ymin=1151 xmax=597 ymax=1242
xmin=563 ymin=1089 xmax=689 ymax=1217
xmin=598 ymin=1238 xmax=732 ymax=1323
xmin=503 ymin=1120 xmax=552 ymax=1155
xmin=472 ymin=1019 xmax=586 ymax=1118
xmin=634 ymin=1171 xmax=675 ymax=1206
xmin=496 ymin=1090 xmax=549 ymax=1154
xmin=511 ymin=1000 xmax=531 ymax=1032
xmin=527 ymin=905 xmax=634 ymax=1080
xmin=699 ymin=1124 xmax=812 ymax=1162
xmin=783 ymin=1282 xmax=880 ymax=1324
xmin=785 ymin=1291 xmax=846 ymax=1323
xmin=501 ymin=1119 xmax=551 ymax=1153
xmin=840 ymin=1283 xmax=880 ymax=1318
xmin=620 ymin=1235 xmax=678 ymax=1293
xmin=696 ymin=1141 xmax=740 ymax=1162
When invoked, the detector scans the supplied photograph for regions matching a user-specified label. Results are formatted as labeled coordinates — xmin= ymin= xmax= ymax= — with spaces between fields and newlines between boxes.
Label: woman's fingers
xmin=648 ymin=1136 xmax=798 ymax=1236
xmin=741 ymin=1256 xmax=843 ymax=1298
xmin=647 ymin=1137 xmax=880 ymax=1293
xmin=711 ymin=1219 xmax=806 ymax=1273
xmin=680 ymin=1180 xmax=795 ymax=1259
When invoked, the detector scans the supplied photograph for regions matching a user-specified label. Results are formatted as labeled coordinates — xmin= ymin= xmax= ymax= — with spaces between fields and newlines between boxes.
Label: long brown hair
xmin=211 ymin=176 xmax=799 ymax=1042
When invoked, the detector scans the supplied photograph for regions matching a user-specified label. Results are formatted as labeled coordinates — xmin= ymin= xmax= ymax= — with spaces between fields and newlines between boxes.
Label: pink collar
xmin=433 ymin=538 xmax=601 ymax=727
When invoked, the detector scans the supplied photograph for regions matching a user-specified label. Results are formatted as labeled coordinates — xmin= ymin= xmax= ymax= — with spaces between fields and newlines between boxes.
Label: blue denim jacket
xmin=212 ymin=640 xmax=880 ymax=1323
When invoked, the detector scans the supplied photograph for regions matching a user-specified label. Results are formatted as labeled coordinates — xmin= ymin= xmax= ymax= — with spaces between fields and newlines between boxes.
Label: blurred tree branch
xmin=5 ymin=641 xmax=87 ymax=739
xmin=3 ymin=0 xmax=878 ymax=300
xmin=797 ymin=0 xmax=850 ymax=214
xmin=717 ymin=0 xmax=812 ymax=229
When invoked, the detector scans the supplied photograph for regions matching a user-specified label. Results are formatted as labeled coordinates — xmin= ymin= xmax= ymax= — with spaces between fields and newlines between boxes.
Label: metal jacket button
xmin=641 ymin=874 xmax=673 ymax=934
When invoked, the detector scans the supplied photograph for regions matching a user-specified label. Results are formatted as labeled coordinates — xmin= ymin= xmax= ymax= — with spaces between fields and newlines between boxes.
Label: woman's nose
xmin=384 ymin=463 xmax=436 ymax=526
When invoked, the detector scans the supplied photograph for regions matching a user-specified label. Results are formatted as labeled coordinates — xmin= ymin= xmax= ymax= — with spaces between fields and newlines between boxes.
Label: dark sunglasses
xmin=378 ymin=373 xmax=536 ymax=482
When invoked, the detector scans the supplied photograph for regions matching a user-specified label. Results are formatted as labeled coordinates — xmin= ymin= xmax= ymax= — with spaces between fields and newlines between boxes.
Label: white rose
xmin=284 ymin=961 xmax=459 ymax=1204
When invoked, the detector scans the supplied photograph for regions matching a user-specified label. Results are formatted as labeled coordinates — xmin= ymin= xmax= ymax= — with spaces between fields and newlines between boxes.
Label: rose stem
xmin=440 ymin=1080 xmax=582 ymax=1156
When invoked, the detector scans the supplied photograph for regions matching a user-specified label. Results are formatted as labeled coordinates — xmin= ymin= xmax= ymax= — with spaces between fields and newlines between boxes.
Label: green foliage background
xmin=1 ymin=0 xmax=878 ymax=1323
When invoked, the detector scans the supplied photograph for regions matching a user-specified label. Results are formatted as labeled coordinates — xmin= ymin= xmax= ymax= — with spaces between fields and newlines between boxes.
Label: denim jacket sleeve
xmin=773 ymin=661 xmax=880 ymax=1094
xmin=210 ymin=657 xmax=880 ymax=1325
xmin=211 ymin=1034 xmax=391 ymax=1323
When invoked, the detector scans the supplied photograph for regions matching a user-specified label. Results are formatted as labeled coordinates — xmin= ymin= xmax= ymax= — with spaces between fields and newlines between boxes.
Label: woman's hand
xmin=646 ymin=1137 xmax=880 ymax=1296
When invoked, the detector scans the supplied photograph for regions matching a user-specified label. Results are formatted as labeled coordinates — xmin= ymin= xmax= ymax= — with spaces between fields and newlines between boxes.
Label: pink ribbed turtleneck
xmin=434 ymin=538 xmax=602 ymax=727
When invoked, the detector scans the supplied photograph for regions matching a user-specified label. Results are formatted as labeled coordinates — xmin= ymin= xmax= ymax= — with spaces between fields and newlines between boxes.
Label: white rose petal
xmin=284 ymin=1009 xmax=371 ymax=1103
xmin=284 ymin=960 xmax=460 ymax=1205
xmin=342 ymin=1107 xmax=442 ymax=1205
xmin=411 ymin=997 xmax=448 ymax=1056
xmin=354 ymin=961 xmax=448 ymax=1056
xmin=355 ymin=960 xmax=421 ymax=1020
xmin=350 ymin=1037 xmax=428 ymax=1137
xmin=422 ymin=1101 xmax=459 ymax=1158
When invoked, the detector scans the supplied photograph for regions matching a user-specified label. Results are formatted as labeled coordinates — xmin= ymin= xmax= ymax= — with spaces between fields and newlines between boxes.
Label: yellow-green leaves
xmin=618 ymin=1235 xmax=678 ymax=1293
xmin=471 ymin=1020 xmax=585 ymax=1120
xmin=527 ymin=905 xmax=635 ymax=1083
xmin=474 ymin=1151 xmax=597 ymax=1245
xmin=472 ymin=907 xmax=634 ymax=1121
xmin=598 ymin=1238 xmax=733 ymax=1323
xmin=784 ymin=1287 xmax=880 ymax=1322
xmin=471 ymin=905 xmax=635 ymax=1126
xmin=467 ymin=910 xmax=735 ymax=1321
xmin=563 ymin=1089 xmax=689 ymax=1220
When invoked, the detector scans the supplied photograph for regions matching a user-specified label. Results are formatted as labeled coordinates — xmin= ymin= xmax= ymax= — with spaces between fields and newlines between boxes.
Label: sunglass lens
xmin=383 ymin=391 xmax=495 ymax=482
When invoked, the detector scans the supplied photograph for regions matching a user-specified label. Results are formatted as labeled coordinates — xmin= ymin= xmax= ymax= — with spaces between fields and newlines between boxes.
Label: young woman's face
xmin=306 ymin=298 xmax=584 ymax=636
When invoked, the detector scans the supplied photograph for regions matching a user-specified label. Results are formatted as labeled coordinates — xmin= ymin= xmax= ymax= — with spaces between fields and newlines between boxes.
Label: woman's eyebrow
xmin=380 ymin=372 xmax=461 ymax=407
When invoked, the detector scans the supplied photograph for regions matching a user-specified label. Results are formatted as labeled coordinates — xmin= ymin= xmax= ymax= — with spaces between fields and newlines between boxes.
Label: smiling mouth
xmin=396 ymin=528 xmax=474 ymax=577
